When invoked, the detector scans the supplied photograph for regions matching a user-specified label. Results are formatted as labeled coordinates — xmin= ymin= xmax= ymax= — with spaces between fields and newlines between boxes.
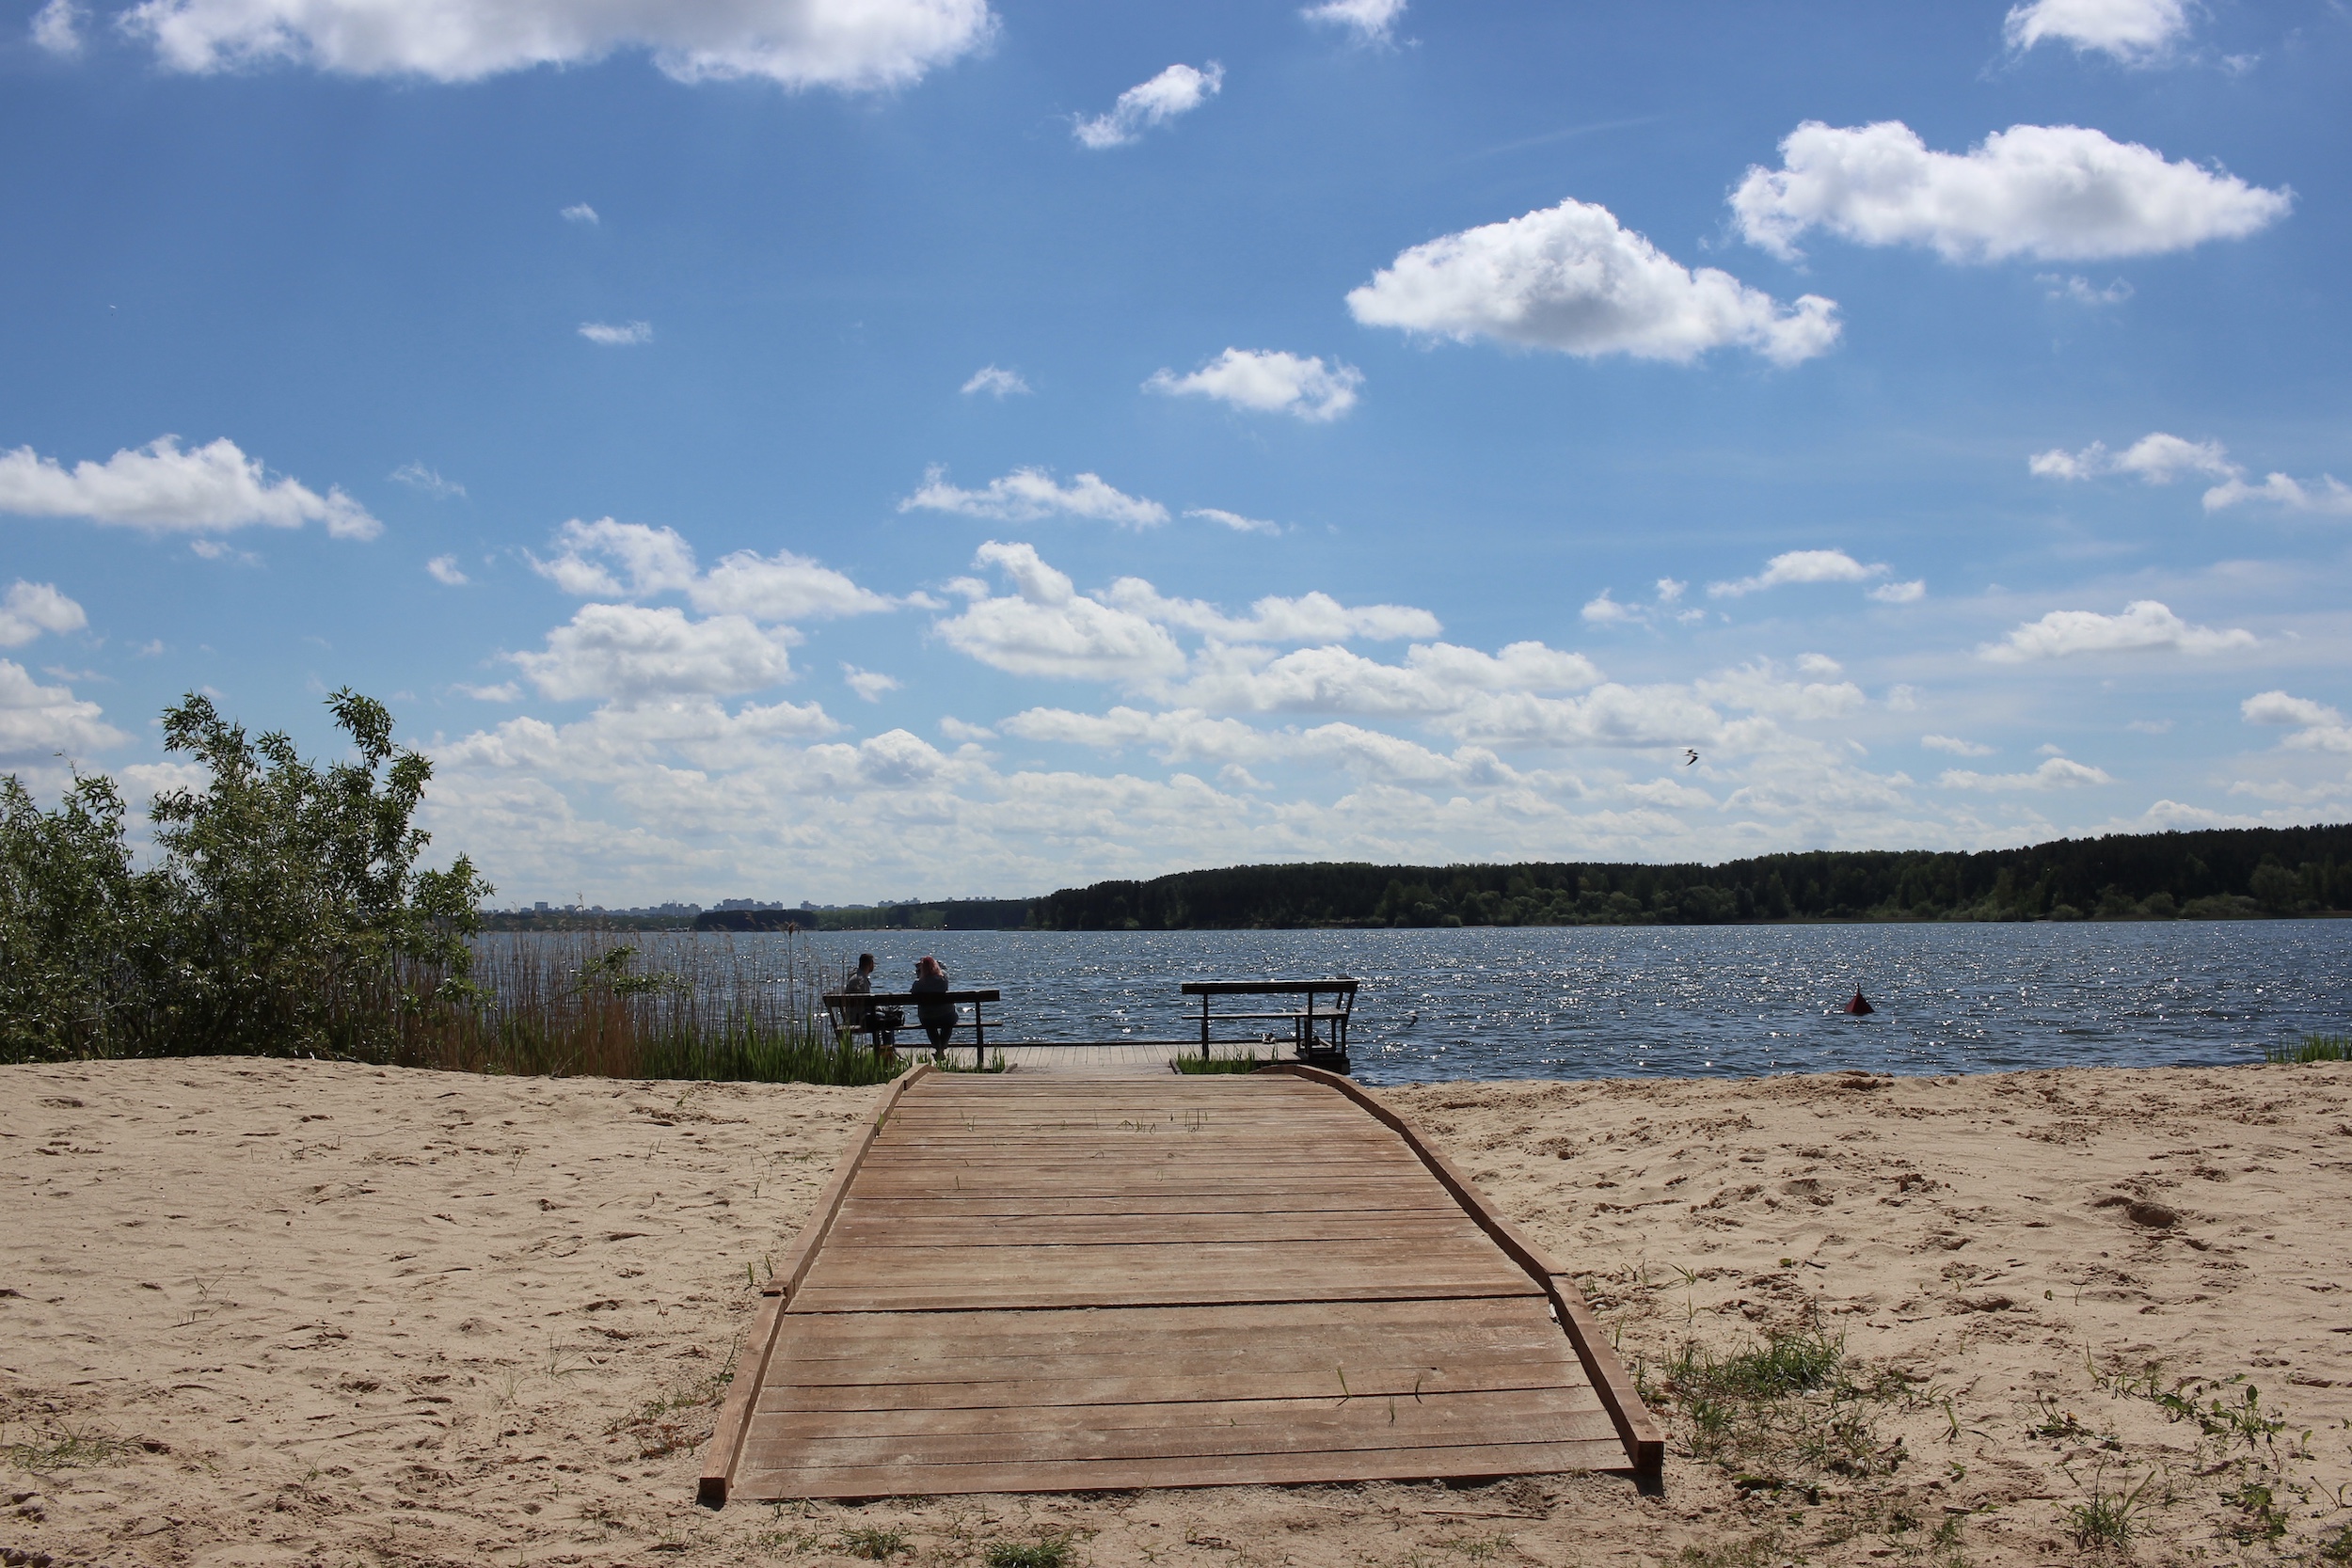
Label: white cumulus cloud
xmin=1146 ymin=348 xmax=1362 ymax=421
xmin=1348 ymin=197 xmax=1839 ymax=366
xmin=510 ymin=604 xmax=798 ymax=703
xmin=0 ymin=582 xmax=87 ymax=648
xmin=1073 ymin=61 xmax=1221 ymax=150
xmin=2029 ymin=433 xmax=2352 ymax=515
xmin=1099 ymin=580 xmax=1439 ymax=644
xmin=1938 ymin=756 xmax=2115 ymax=790
xmin=561 ymin=203 xmax=599 ymax=224
xmin=580 ymin=320 xmax=652 ymax=345
xmin=2029 ymin=431 xmax=2233 ymax=483
xmin=425 ymin=555 xmax=470 ymax=587
xmin=1732 ymin=121 xmax=2291 ymax=263
xmin=1173 ymin=640 xmax=1601 ymax=719
xmin=0 ymin=435 xmax=378 ymax=539
xmin=2243 ymin=690 xmax=2352 ymax=752
xmin=530 ymin=517 xmax=889 ymax=622
xmin=1980 ymin=599 xmax=2256 ymax=661
xmin=1302 ymin=0 xmax=1404 ymax=44
xmin=931 ymin=542 xmax=1187 ymax=684
xmin=2004 ymin=0 xmax=2190 ymax=63
xmin=1922 ymin=734 xmax=1994 ymax=756
xmin=1184 ymin=508 xmax=1281 ymax=536
xmin=960 ymin=365 xmax=1029 ymax=398
xmin=118 ymin=0 xmax=995 ymax=89
xmin=900 ymin=466 xmax=1168 ymax=530
xmin=390 ymin=460 xmax=465 ymax=498
xmin=843 ymin=665 xmax=901 ymax=703
xmin=31 ymin=0 xmax=81 ymax=54
xmin=0 ymin=659 xmax=124 ymax=761
xmin=2203 ymin=471 xmax=2352 ymax=516
xmin=1708 ymin=548 xmax=1904 ymax=598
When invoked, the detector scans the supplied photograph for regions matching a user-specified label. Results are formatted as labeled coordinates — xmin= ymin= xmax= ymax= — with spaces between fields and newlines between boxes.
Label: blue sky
xmin=3 ymin=0 xmax=2348 ymax=904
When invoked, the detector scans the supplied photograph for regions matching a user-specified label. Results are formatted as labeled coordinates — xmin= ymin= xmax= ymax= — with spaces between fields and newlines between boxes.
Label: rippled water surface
xmin=670 ymin=922 xmax=2348 ymax=1086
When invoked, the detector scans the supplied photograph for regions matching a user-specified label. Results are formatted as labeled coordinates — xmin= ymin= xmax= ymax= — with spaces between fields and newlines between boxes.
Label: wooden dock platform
xmin=700 ymin=1064 xmax=1661 ymax=1502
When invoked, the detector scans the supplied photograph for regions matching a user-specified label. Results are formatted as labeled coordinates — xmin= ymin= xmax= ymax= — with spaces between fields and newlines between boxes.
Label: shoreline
xmin=5 ymin=1056 xmax=2348 ymax=1565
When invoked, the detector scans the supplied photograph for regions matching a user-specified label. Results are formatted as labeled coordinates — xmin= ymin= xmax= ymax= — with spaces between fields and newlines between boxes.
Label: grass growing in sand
xmin=3 ymin=1422 xmax=126 ymax=1475
xmin=1659 ymin=1318 xmax=1896 ymax=1482
xmin=985 ymin=1538 xmax=1076 ymax=1568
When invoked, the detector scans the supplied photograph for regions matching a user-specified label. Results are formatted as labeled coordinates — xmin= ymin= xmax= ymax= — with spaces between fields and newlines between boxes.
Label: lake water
xmin=770 ymin=921 xmax=2351 ymax=1086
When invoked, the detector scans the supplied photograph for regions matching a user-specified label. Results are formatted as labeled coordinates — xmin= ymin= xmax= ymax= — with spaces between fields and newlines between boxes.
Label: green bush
xmin=3 ymin=689 xmax=487 ymax=1064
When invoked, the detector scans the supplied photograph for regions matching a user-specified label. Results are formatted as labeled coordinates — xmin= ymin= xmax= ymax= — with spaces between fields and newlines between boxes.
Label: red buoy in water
xmin=1844 ymin=988 xmax=1874 ymax=1016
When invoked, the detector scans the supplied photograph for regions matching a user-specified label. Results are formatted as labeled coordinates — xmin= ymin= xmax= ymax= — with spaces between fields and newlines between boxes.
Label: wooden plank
xmin=739 ymin=1391 xmax=1622 ymax=1460
xmin=756 ymin=1296 xmax=1557 ymax=1348
xmin=800 ymin=1236 xmax=1526 ymax=1276
xmin=824 ymin=1212 xmax=1489 ymax=1247
xmin=696 ymin=1061 xmax=933 ymax=1508
xmin=733 ymin=1439 xmax=1633 ymax=1499
xmin=1262 ymin=1065 xmax=1666 ymax=1490
xmin=833 ymin=1192 xmax=1461 ymax=1217
xmin=757 ymin=1361 xmax=1603 ymax=1411
xmin=788 ymin=1280 xmax=1540 ymax=1314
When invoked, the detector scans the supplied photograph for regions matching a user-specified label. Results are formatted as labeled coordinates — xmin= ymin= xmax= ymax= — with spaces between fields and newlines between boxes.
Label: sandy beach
xmin=5 ymin=1056 xmax=2349 ymax=1567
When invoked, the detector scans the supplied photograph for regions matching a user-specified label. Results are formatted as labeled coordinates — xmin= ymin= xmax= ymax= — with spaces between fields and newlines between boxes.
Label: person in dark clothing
xmin=838 ymin=953 xmax=899 ymax=1053
xmin=911 ymin=955 xmax=957 ymax=1053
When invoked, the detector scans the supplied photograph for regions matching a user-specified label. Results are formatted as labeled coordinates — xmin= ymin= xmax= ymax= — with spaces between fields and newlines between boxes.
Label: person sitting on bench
xmin=911 ymin=956 xmax=957 ymax=1053
xmin=839 ymin=953 xmax=900 ymax=1050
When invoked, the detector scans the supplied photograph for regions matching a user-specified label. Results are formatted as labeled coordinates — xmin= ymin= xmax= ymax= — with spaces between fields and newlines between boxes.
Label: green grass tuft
xmin=840 ymin=1527 xmax=909 ymax=1559
xmin=985 ymin=1539 xmax=1073 ymax=1568
xmin=930 ymin=1050 xmax=1010 ymax=1073
xmin=1173 ymin=1051 xmax=1263 ymax=1074
xmin=2063 ymin=1466 xmax=2155 ymax=1551
xmin=1673 ymin=1324 xmax=1845 ymax=1400
xmin=2267 ymin=1032 xmax=2350 ymax=1064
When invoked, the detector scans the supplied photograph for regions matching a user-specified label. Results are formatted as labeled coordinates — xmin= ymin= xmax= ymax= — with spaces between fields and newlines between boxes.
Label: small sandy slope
xmin=3 ymin=1057 xmax=2349 ymax=1567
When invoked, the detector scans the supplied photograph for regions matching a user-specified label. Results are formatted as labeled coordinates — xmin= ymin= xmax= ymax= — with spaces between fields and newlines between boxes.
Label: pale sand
xmin=5 ymin=1057 xmax=2350 ymax=1566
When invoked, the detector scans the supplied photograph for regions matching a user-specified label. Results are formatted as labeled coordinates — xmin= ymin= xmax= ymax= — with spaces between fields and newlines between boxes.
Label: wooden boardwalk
xmin=701 ymin=1065 xmax=1661 ymax=1502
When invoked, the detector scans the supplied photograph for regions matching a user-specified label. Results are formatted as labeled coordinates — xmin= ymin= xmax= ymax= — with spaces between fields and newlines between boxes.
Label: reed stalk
xmin=382 ymin=928 xmax=903 ymax=1085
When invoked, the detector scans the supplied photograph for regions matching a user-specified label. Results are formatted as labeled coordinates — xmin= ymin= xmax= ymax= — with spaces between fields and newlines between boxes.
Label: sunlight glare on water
xmin=678 ymin=922 xmax=2349 ymax=1085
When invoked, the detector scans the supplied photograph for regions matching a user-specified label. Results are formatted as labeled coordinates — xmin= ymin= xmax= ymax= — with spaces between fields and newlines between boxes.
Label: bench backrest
xmin=823 ymin=990 xmax=1000 ymax=1006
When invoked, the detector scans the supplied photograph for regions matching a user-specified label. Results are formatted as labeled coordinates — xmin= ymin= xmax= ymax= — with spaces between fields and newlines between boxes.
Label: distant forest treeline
xmin=1027 ymin=825 xmax=2352 ymax=931
xmin=692 ymin=899 xmax=1034 ymax=933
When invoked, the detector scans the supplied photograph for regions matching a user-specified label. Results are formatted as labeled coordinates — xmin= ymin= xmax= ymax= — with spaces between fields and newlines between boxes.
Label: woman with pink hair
xmin=911 ymin=956 xmax=958 ymax=1053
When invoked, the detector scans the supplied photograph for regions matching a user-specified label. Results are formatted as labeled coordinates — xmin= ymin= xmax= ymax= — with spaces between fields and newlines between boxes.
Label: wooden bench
xmin=1178 ymin=978 xmax=1357 ymax=1068
xmin=820 ymin=989 xmax=1000 ymax=1068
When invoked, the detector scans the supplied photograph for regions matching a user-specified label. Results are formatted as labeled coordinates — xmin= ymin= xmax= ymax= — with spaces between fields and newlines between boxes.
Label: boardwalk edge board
xmin=1261 ymin=1064 xmax=1667 ymax=1490
xmin=699 ymin=1061 xmax=936 ymax=1507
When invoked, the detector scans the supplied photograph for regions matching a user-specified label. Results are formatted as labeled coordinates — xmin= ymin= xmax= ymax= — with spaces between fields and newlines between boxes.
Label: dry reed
xmin=383 ymin=929 xmax=904 ymax=1085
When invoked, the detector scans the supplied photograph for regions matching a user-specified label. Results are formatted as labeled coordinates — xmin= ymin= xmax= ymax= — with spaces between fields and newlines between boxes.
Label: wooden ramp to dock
xmin=701 ymin=1065 xmax=1661 ymax=1503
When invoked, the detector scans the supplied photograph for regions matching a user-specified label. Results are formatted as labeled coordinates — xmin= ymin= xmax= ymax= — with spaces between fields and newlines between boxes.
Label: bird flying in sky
xmin=1684 ymin=749 xmax=1699 ymax=767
